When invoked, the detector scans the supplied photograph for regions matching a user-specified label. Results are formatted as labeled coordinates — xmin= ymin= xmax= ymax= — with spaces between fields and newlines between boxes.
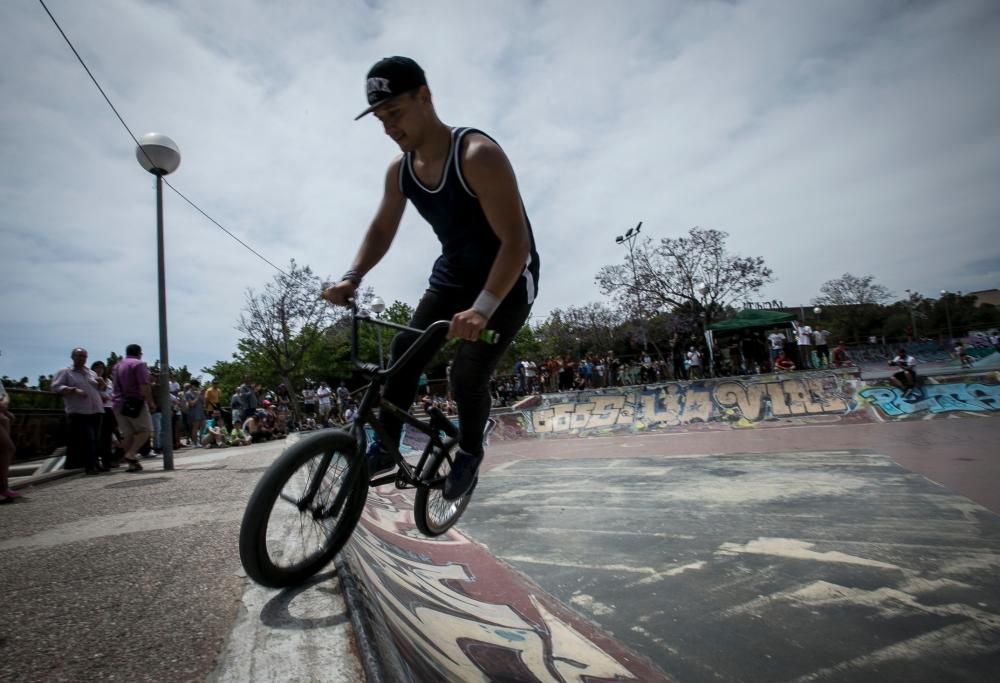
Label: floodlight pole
xmin=615 ymin=221 xmax=643 ymax=348
xmin=940 ymin=290 xmax=953 ymax=343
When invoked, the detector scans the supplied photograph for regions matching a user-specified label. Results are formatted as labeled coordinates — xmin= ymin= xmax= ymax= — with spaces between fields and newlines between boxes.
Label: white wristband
xmin=472 ymin=290 xmax=501 ymax=319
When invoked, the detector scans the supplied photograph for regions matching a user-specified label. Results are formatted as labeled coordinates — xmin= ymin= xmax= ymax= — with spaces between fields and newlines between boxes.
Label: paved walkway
xmin=0 ymin=441 xmax=362 ymax=682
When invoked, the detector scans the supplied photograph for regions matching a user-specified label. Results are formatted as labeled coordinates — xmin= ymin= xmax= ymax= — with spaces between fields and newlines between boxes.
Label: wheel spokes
xmin=265 ymin=449 xmax=352 ymax=569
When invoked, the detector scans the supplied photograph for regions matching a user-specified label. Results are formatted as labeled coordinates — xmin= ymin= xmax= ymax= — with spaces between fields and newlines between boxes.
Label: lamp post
xmin=696 ymin=281 xmax=710 ymax=324
xmin=371 ymin=295 xmax=386 ymax=368
xmin=136 ymin=133 xmax=180 ymax=471
xmin=615 ymin=221 xmax=643 ymax=348
xmin=904 ymin=289 xmax=918 ymax=341
xmin=695 ymin=281 xmax=712 ymax=376
xmin=940 ymin=290 xmax=953 ymax=343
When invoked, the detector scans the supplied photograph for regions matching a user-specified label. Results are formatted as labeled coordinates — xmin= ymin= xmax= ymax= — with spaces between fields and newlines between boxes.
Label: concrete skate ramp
xmin=340 ymin=486 xmax=670 ymax=682
xmin=340 ymin=451 xmax=1000 ymax=682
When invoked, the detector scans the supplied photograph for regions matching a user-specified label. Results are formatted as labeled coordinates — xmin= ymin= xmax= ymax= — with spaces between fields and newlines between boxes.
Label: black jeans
xmin=66 ymin=413 xmax=101 ymax=471
xmin=380 ymin=287 xmax=532 ymax=455
xmin=97 ymin=407 xmax=117 ymax=465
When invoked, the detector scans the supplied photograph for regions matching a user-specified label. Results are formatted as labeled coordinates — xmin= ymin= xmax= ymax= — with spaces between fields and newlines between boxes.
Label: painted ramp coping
xmin=339 ymin=486 xmax=670 ymax=682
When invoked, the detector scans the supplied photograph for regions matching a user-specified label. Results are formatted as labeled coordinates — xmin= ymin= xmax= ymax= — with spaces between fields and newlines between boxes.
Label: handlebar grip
xmin=479 ymin=329 xmax=500 ymax=344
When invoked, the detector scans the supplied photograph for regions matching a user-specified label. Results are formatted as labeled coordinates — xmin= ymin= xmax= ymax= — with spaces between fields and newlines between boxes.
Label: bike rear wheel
xmin=413 ymin=438 xmax=477 ymax=537
xmin=239 ymin=430 xmax=368 ymax=587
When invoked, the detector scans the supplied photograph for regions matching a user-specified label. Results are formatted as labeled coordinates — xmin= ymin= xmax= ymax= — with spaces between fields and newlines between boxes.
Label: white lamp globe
xmin=136 ymin=133 xmax=181 ymax=175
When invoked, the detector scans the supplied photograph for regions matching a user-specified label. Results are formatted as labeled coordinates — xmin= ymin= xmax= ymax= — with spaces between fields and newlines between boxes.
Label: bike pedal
xmin=425 ymin=475 xmax=447 ymax=490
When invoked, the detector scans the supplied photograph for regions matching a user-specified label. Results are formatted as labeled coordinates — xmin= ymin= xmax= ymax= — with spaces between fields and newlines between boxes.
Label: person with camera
xmin=888 ymin=348 xmax=918 ymax=398
xmin=111 ymin=344 xmax=154 ymax=472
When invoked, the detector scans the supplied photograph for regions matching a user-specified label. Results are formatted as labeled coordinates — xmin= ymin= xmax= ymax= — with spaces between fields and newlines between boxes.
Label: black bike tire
xmin=239 ymin=430 xmax=368 ymax=587
xmin=413 ymin=439 xmax=476 ymax=537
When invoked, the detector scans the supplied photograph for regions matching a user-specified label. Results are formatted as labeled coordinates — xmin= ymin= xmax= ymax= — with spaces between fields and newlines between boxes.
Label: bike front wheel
xmin=239 ymin=430 xmax=368 ymax=587
xmin=413 ymin=438 xmax=477 ymax=537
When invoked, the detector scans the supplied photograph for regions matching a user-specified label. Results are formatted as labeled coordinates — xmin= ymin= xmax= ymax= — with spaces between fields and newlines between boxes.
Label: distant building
xmin=967 ymin=289 xmax=1000 ymax=307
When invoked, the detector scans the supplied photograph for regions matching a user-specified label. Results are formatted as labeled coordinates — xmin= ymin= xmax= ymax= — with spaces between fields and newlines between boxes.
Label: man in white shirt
xmin=812 ymin=327 xmax=831 ymax=368
xmin=524 ymin=360 xmax=538 ymax=394
xmin=795 ymin=322 xmax=814 ymax=370
xmin=767 ymin=329 xmax=787 ymax=368
xmin=51 ymin=348 xmax=107 ymax=474
xmin=687 ymin=347 xmax=703 ymax=379
xmin=316 ymin=382 xmax=333 ymax=425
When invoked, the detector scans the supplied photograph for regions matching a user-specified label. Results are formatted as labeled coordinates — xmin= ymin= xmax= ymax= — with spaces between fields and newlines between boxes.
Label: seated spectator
xmin=260 ymin=401 xmax=286 ymax=438
xmin=954 ymin=342 xmax=974 ymax=368
xmin=229 ymin=424 xmax=252 ymax=447
xmin=831 ymin=341 xmax=852 ymax=368
xmin=200 ymin=411 xmax=228 ymax=448
xmin=773 ymin=350 xmax=796 ymax=371
xmin=243 ymin=411 xmax=268 ymax=443
xmin=343 ymin=401 xmax=358 ymax=423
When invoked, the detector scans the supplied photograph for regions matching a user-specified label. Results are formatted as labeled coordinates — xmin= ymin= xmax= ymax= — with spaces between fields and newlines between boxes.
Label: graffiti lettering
xmin=525 ymin=374 xmax=857 ymax=434
xmin=859 ymin=383 xmax=1000 ymax=417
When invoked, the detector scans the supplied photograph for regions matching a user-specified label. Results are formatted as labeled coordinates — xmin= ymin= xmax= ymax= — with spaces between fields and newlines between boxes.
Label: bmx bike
xmin=238 ymin=300 xmax=497 ymax=588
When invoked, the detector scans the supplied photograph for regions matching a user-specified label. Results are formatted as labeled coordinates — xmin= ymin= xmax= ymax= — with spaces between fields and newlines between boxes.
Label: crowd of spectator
xmin=12 ymin=345 xmax=373 ymax=493
xmin=489 ymin=323 xmax=859 ymax=406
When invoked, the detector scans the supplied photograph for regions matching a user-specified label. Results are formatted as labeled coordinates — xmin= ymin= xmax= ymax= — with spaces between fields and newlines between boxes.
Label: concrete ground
xmin=3 ymin=416 xmax=998 ymax=681
xmin=0 ymin=440 xmax=362 ymax=682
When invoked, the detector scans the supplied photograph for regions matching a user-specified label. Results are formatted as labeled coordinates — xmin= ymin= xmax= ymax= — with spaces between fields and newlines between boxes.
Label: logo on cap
xmin=366 ymin=77 xmax=392 ymax=103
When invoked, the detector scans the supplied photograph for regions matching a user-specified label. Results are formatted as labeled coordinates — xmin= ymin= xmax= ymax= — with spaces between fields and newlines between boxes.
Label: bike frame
xmin=348 ymin=301 xmax=462 ymax=486
xmin=305 ymin=300 xmax=492 ymax=519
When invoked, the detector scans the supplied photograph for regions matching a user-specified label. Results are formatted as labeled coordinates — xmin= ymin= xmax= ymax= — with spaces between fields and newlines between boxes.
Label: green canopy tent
xmin=703 ymin=309 xmax=797 ymax=373
xmin=708 ymin=309 xmax=797 ymax=332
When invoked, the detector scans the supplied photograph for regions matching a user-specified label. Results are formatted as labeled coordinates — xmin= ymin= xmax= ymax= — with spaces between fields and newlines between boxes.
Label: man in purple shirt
xmin=51 ymin=347 xmax=106 ymax=474
xmin=112 ymin=344 xmax=154 ymax=472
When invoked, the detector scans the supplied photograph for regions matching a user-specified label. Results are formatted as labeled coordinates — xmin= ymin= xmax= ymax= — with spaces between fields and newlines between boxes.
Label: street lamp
xmin=904 ymin=289 xmax=918 ymax=341
xmin=696 ymin=282 xmax=710 ymax=319
xmin=940 ymin=290 xmax=953 ymax=343
xmin=694 ymin=281 xmax=713 ymax=376
xmin=136 ymin=133 xmax=180 ymax=471
xmin=371 ymin=295 xmax=386 ymax=368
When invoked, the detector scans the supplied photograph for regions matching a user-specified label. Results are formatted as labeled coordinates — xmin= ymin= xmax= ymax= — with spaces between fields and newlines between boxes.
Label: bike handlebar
xmin=347 ymin=299 xmax=498 ymax=379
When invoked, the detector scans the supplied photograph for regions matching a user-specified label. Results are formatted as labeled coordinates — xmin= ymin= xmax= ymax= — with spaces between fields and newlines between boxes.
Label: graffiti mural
xmin=343 ymin=489 xmax=669 ymax=681
xmin=858 ymin=383 xmax=1000 ymax=417
xmin=520 ymin=372 xmax=861 ymax=435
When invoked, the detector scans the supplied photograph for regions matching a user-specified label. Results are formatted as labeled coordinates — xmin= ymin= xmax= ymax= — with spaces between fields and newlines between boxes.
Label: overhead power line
xmin=37 ymin=0 xmax=288 ymax=277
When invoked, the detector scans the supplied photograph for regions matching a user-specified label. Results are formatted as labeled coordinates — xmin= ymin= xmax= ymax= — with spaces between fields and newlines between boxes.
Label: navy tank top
xmin=399 ymin=127 xmax=539 ymax=304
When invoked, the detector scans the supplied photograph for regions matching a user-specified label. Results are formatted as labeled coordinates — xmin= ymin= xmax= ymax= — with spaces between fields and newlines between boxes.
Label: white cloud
xmin=2 ymin=0 xmax=999 ymax=380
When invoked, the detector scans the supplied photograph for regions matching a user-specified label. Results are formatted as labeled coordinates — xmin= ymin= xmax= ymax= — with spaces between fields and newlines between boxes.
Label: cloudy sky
xmin=2 ymin=0 xmax=999 ymax=382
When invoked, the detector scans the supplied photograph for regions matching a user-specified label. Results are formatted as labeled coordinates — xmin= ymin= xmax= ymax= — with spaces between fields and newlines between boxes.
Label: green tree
xmin=596 ymin=226 xmax=773 ymax=329
xmin=238 ymin=259 xmax=337 ymax=408
xmin=812 ymin=273 xmax=893 ymax=342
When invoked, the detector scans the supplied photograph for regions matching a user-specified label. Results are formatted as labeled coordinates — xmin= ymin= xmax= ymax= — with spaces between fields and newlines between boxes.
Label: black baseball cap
xmin=354 ymin=56 xmax=427 ymax=120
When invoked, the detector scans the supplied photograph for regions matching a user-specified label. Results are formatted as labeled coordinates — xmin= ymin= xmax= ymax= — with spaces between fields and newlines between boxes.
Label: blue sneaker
xmin=443 ymin=449 xmax=483 ymax=501
xmin=367 ymin=441 xmax=396 ymax=478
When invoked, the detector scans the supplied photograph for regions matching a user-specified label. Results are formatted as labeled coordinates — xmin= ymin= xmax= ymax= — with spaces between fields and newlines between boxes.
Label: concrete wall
xmin=491 ymin=370 xmax=1000 ymax=438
